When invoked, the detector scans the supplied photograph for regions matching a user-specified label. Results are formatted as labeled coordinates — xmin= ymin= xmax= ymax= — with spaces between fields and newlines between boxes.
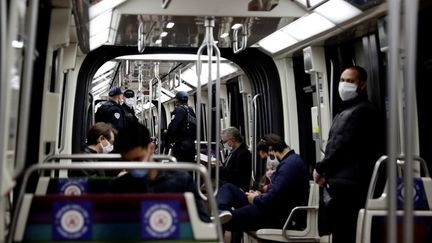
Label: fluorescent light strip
xmin=155 ymin=39 xmax=162 ymax=44
xmin=116 ymin=54 xmax=228 ymax=62
xmin=160 ymin=32 xmax=168 ymax=37
xmin=314 ymin=0 xmax=361 ymax=24
xmin=282 ymin=12 xmax=335 ymax=41
xmin=220 ymin=33 xmax=229 ymax=38
xmin=166 ymin=22 xmax=175 ymax=28
xmin=89 ymin=10 xmax=112 ymax=37
xmin=231 ymin=23 xmax=242 ymax=29
xmin=258 ymin=30 xmax=298 ymax=53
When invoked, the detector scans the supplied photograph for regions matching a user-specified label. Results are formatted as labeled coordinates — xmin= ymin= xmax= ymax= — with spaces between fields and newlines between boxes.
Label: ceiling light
xmin=155 ymin=39 xmax=162 ymax=44
xmin=89 ymin=0 xmax=126 ymax=19
xmin=89 ymin=10 xmax=112 ymax=37
xmin=166 ymin=22 xmax=175 ymax=28
xmin=160 ymin=32 xmax=168 ymax=37
xmin=11 ymin=40 xmax=24 ymax=48
xmin=231 ymin=23 xmax=242 ymax=30
xmin=258 ymin=30 xmax=298 ymax=53
xmin=282 ymin=13 xmax=335 ymax=41
xmin=314 ymin=0 xmax=361 ymax=24
xmin=220 ymin=33 xmax=229 ymax=38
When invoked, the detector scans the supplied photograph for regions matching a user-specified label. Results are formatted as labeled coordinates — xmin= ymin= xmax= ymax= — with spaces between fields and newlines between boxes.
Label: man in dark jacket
xmin=122 ymin=89 xmax=139 ymax=126
xmin=108 ymin=122 xmax=209 ymax=222
xmin=219 ymin=127 xmax=252 ymax=192
xmin=165 ymin=91 xmax=197 ymax=163
xmin=95 ymin=87 xmax=126 ymax=131
xmin=216 ymin=134 xmax=309 ymax=243
xmin=313 ymin=66 xmax=384 ymax=243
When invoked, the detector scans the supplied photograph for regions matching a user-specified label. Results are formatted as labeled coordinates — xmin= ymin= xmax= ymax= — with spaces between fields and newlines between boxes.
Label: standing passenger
xmin=219 ymin=127 xmax=252 ymax=192
xmin=122 ymin=89 xmax=139 ymax=126
xmin=165 ymin=91 xmax=197 ymax=163
xmin=313 ymin=66 xmax=384 ymax=243
xmin=95 ymin=87 xmax=126 ymax=131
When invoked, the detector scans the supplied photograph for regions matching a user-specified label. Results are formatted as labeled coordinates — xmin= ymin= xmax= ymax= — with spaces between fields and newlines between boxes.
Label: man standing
xmin=313 ymin=66 xmax=384 ymax=243
xmin=95 ymin=87 xmax=126 ymax=131
xmin=165 ymin=91 xmax=197 ymax=163
xmin=122 ymin=89 xmax=139 ymax=126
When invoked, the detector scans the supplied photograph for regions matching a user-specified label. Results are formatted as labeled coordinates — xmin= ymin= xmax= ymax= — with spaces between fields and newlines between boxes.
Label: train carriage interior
xmin=2 ymin=0 xmax=432 ymax=242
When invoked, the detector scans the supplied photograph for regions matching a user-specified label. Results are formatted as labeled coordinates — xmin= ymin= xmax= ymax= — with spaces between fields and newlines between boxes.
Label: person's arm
xmin=166 ymin=107 xmax=186 ymax=137
xmin=108 ymin=106 xmax=124 ymax=131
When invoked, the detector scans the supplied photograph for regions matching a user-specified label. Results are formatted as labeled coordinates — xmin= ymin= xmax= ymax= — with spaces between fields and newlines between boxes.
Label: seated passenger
xmin=69 ymin=122 xmax=116 ymax=177
xmin=219 ymin=127 xmax=252 ymax=192
xmin=108 ymin=122 xmax=209 ymax=222
xmin=256 ymin=139 xmax=279 ymax=193
xmin=216 ymin=134 xmax=309 ymax=243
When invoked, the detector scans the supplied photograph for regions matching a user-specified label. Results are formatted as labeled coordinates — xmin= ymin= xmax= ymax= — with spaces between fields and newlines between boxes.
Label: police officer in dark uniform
xmin=122 ymin=89 xmax=139 ymax=126
xmin=166 ymin=91 xmax=197 ymax=163
xmin=95 ymin=87 xmax=126 ymax=131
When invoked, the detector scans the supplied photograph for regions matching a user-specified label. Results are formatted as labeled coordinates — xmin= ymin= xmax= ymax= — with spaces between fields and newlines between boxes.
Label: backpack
xmin=95 ymin=101 xmax=112 ymax=123
xmin=180 ymin=105 xmax=197 ymax=138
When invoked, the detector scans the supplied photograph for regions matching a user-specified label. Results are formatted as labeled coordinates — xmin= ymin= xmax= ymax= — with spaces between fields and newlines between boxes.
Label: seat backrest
xmin=36 ymin=177 xmax=113 ymax=195
xmin=14 ymin=193 xmax=218 ymax=242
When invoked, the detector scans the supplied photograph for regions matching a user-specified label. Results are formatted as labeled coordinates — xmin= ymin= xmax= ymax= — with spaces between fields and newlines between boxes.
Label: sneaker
xmin=211 ymin=210 xmax=232 ymax=224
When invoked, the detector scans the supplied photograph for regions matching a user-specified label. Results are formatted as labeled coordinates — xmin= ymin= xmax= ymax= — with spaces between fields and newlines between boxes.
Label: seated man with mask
xmin=108 ymin=122 xmax=209 ymax=222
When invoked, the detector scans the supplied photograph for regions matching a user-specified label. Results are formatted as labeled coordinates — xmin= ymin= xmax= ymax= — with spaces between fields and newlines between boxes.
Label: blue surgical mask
xmin=125 ymin=98 xmax=135 ymax=108
xmin=129 ymin=169 xmax=148 ymax=178
xmin=338 ymin=82 xmax=358 ymax=101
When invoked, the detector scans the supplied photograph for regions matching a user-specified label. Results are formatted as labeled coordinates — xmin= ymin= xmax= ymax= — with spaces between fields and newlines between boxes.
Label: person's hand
xmin=313 ymin=169 xmax=325 ymax=186
xmin=245 ymin=190 xmax=261 ymax=204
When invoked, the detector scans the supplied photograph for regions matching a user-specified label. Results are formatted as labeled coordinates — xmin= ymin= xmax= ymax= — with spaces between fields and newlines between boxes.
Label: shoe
xmin=211 ymin=210 xmax=232 ymax=224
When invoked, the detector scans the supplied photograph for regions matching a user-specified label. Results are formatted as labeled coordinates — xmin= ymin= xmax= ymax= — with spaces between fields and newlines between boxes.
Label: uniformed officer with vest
xmin=95 ymin=87 xmax=126 ymax=131
xmin=166 ymin=91 xmax=197 ymax=163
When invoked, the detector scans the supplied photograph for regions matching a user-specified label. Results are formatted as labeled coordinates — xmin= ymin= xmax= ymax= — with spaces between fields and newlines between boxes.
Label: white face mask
xmin=223 ymin=142 xmax=232 ymax=152
xmin=125 ymin=98 xmax=135 ymax=108
xmin=266 ymin=156 xmax=280 ymax=169
xmin=101 ymin=140 xmax=114 ymax=154
xmin=338 ymin=82 xmax=358 ymax=101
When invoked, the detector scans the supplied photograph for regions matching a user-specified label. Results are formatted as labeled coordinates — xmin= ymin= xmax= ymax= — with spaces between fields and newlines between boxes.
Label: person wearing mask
xmin=122 ymin=89 xmax=139 ymax=126
xmin=219 ymin=127 xmax=252 ymax=192
xmin=215 ymin=134 xmax=309 ymax=243
xmin=256 ymin=139 xmax=279 ymax=193
xmin=165 ymin=91 xmax=197 ymax=163
xmin=108 ymin=122 xmax=209 ymax=222
xmin=69 ymin=122 xmax=116 ymax=177
xmin=95 ymin=87 xmax=126 ymax=131
xmin=313 ymin=66 xmax=384 ymax=243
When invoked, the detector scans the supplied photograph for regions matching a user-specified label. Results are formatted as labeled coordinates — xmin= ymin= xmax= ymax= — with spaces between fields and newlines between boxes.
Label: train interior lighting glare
xmin=231 ymin=23 xmax=242 ymax=29
xmin=258 ymin=30 xmax=298 ymax=54
xmin=181 ymin=63 xmax=238 ymax=87
xmin=314 ymin=0 xmax=362 ymax=24
xmin=220 ymin=33 xmax=229 ymax=38
xmin=166 ymin=22 xmax=175 ymax=28
xmin=282 ymin=13 xmax=335 ymax=41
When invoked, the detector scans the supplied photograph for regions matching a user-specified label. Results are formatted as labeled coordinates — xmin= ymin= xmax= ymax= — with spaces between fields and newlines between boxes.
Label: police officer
xmin=166 ymin=91 xmax=197 ymax=163
xmin=122 ymin=89 xmax=139 ymax=126
xmin=95 ymin=87 xmax=126 ymax=131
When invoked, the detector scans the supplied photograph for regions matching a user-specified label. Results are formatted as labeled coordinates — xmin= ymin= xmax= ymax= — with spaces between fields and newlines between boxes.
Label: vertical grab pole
xmin=250 ymin=94 xmax=261 ymax=187
xmin=387 ymin=1 xmax=402 ymax=243
xmin=155 ymin=62 xmax=162 ymax=154
xmin=403 ymin=1 xmax=418 ymax=243
xmin=196 ymin=17 xmax=221 ymax=200
xmin=314 ymin=72 xmax=325 ymax=153
xmin=149 ymin=68 xmax=153 ymax=136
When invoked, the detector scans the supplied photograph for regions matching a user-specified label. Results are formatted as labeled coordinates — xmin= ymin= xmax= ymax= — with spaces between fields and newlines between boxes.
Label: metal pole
xmin=314 ymin=72 xmax=325 ymax=153
xmin=155 ymin=63 xmax=162 ymax=154
xmin=387 ymin=1 xmax=402 ymax=242
xmin=251 ymin=94 xmax=260 ymax=185
xmin=14 ymin=0 xmax=40 ymax=177
xmin=403 ymin=1 xmax=418 ymax=243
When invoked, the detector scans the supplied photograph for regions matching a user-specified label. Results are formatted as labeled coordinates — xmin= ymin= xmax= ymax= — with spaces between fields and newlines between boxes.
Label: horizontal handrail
xmin=43 ymin=153 xmax=177 ymax=162
xmin=8 ymin=162 xmax=222 ymax=243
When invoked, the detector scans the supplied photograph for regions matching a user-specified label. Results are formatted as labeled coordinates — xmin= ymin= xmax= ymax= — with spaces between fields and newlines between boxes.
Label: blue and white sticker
xmin=57 ymin=178 xmax=88 ymax=196
xmin=53 ymin=201 xmax=92 ymax=240
xmin=141 ymin=201 xmax=180 ymax=240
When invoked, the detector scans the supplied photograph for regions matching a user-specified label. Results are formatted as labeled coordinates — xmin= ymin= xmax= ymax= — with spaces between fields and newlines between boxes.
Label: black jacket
xmin=122 ymin=104 xmax=138 ymax=126
xmin=220 ymin=143 xmax=252 ymax=191
xmin=166 ymin=104 xmax=197 ymax=145
xmin=315 ymin=95 xmax=383 ymax=194
xmin=95 ymin=100 xmax=126 ymax=131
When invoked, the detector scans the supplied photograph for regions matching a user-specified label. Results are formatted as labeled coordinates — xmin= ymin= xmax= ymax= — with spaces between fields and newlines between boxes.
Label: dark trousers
xmin=217 ymin=183 xmax=271 ymax=243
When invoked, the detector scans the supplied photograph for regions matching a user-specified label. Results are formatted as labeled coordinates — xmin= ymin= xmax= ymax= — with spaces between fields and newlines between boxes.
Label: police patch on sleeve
xmin=53 ymin=201 xmax=92 ymax=240
xmin=171 ymin=114 xmax=175 ymax=120
xmin=114 ymin=112 xmax=121 ymax=119
xmin=57 ymin=178 xmax=88 ymax=196
xmin=141 ymin=201 xmax=180 ymax=240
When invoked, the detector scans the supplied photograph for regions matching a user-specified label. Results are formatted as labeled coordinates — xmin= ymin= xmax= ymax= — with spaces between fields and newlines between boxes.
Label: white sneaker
xmin=211 ymin=210 xmax=232 ymax=224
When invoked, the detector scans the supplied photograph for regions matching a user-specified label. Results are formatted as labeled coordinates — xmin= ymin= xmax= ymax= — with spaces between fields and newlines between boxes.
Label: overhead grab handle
xmin=161 ymin=0 xmax=172 ymax=9
xmin=233 ymin=24 xmax=247 ymax=54
xmin=137 ymin=22 xmax=145 ymax=53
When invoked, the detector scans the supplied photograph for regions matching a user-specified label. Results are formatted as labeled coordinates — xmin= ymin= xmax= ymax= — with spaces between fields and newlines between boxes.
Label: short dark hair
xmin=346 ymin=65 xmax=367 ymax=82
xmin=87 ymin=122 xmax=114 ymax=145
xmin=114 ymin=122 xmax=151 ymax=154
xmin=257 ymin=139 xmax=268 ymax=153
xmin=124 ymin=89 xmax=135 ymax=98
xmin=262 ymin=134 xmax=289 ymax=152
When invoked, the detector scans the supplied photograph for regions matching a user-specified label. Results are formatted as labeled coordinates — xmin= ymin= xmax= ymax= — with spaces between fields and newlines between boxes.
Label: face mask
xmin=101 ymin=140 xmax=113 ymax=154
xmin=125 ymin=98 xmax=135 ymax=108
xmin=223 ymin=142 xmax=232 ymax=152
xmin=129 ymin=169 xmax=148 ymax=178
xmin=338 ymin=82 xmax=358 ymax=101
xmin=266 ymin=156 xmax=280 ymax=169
